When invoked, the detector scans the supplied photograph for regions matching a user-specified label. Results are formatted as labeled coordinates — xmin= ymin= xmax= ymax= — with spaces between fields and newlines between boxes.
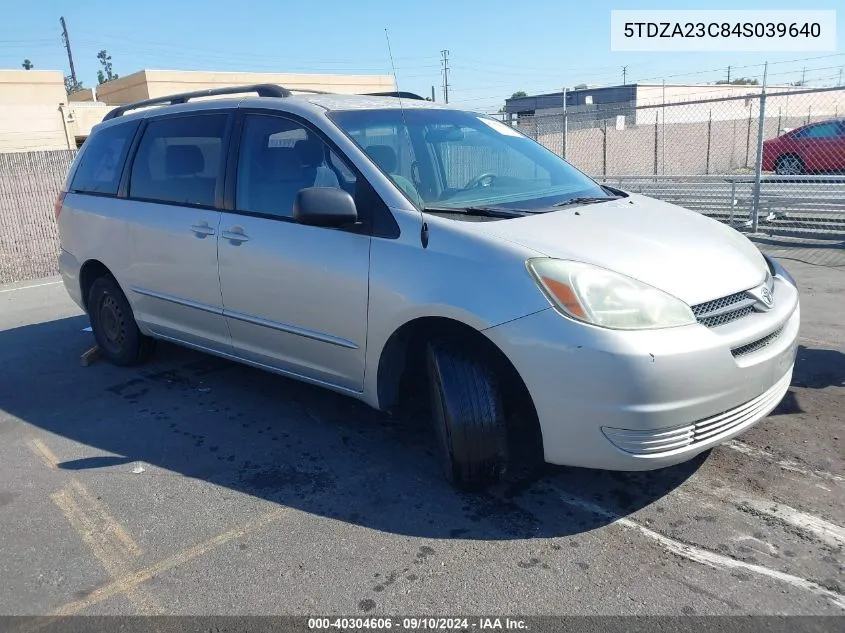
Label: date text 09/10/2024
xmin=307 ymin=617 xmax=528 ymax=630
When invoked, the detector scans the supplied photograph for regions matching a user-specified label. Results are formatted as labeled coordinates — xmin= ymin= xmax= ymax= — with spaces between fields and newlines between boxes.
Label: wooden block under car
xmin=80 ymin=345 xmax=101 ymax=367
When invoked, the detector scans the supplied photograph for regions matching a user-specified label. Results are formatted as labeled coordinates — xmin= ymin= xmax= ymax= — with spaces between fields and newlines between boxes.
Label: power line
xmin=446 ymin=57 xmax=845 ymax=109
xmin=441 ymin=49 xmax=450 ymax=103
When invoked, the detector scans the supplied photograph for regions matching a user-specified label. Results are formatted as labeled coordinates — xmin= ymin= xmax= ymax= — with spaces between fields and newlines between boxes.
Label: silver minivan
xmin=57 ymin=84 xmax=800 ymax=489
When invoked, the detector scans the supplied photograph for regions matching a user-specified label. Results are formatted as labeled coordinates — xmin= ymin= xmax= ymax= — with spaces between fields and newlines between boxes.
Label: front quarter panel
xmin=362 ymin=209 xmax=550 ymax=408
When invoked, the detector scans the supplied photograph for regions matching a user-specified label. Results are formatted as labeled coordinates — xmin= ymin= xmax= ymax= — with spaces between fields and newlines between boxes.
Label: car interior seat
xmin=249 ymin=146 xmax=309 ymax=216
xmin=364 ymin=144 xmax=424 ymax=207
xmin=164 ymin=144 xmax=215 ymax=205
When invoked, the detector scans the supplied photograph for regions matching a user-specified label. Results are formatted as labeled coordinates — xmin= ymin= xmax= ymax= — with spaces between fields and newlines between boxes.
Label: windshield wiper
xmin=553 ymin=196 xmax=622 ymax=207
xmin=423 ymin=205 xmax=527 ymax=218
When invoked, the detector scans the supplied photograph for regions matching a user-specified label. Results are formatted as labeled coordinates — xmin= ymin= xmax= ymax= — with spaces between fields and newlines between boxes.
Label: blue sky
xmin=2 ymin=0 xmax=842 ymax=111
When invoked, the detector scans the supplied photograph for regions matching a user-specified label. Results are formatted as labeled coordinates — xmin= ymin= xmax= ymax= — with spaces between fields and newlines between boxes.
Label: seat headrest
xmin=366 ymin=145 xmax=397 ymax=174
xmin=166 ymin=144 xmax=205 ymax=176
xmin=294 ymin=138 xmax=325 ymax=167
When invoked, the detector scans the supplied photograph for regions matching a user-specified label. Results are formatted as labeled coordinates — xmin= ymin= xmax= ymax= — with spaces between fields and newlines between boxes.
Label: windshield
xmin=329 ymin=108 xmax=610 ymax=212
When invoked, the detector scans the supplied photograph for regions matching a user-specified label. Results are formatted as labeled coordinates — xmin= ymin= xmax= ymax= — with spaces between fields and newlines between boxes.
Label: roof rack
xmin=363 ymin=91 xmax=426 ymax=100
xmin=102 ymin=84 xmax=428 ymax=121
xmin=102 ymin=84 xmax=290 ymax=121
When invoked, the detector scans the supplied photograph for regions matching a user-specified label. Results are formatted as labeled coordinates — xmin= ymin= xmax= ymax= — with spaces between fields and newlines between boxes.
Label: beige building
xmin=1 ymin=68 xmax=396 ymax=153
xmin=633 ymin=83 xmax=844 ymax=125
xmin=0 ymin=70 xmax=78 ymax=152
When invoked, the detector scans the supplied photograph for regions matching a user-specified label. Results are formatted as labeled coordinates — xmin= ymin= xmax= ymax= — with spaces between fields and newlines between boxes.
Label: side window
xmin=236 ymin=115 xmax=354 ymax=218
xmin=70 ymin=121 xmax=138 ymax=195
xmin=794 ymin=122 xmax=839 ymax=139
xmin=129 ymin=114 xmax=227 ymax=207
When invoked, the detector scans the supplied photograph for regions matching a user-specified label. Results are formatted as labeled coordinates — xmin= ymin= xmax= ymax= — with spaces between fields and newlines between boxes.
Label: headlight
xmin=526 ymin=258 xmax=696 ymax=330
xmin=763 ymin=254 xmax=797 ymax=288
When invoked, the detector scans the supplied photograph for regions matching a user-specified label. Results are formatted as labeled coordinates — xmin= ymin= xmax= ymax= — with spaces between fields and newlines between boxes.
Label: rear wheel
xmin=426 ymin=338 xmax=508 ymax=490
xmin=775 ymin=154 xmax=804 ymax=176
xmin=87 ymin=276 xmax=155 ymax=366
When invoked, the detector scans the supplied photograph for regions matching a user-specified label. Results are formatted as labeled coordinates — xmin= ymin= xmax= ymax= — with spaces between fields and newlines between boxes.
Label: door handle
xmin=221 ymin=227 xmax=250 ymax=244
xmin=190 ymin=222 xmax=216 ymax=238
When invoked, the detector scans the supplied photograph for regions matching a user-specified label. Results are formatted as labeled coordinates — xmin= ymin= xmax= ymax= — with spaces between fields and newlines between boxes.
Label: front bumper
xmin=484 ymin=276 xmax=800 ymax=471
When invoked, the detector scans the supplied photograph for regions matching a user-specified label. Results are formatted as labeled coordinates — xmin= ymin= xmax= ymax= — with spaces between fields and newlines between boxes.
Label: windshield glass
xmin=329 ymin=108 xmax=610 ymax=212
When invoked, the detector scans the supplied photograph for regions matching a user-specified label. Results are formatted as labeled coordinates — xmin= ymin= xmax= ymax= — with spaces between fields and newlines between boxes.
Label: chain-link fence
xmin=513 ymin=85 xmax=845 ymax=267
xmin=0 ymin=150 xmax=75 ymax=284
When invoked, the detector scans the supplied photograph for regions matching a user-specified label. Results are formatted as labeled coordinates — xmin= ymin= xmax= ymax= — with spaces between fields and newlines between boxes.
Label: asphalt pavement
xmin=0 ymin=260 xmax=842 ymax=617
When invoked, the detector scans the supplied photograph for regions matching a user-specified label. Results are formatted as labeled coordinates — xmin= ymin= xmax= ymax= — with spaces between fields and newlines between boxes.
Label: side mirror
xmin=293 ymin=187 xmax=358 ymax=228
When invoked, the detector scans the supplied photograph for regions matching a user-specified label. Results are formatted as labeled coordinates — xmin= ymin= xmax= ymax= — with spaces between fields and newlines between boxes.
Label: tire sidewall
xmin=776 ymin=155 xmax=803 ymax=175
xmin=426 ymin=348 xmax=460 ymax=483
xmin=87 ymin=277 xmax=142 ymax=366
xmin=425 ymin=340 xmax=507 ymax=490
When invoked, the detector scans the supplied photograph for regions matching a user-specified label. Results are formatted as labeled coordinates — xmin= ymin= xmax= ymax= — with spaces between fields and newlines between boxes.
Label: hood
xmin=476 ymin=193 xmax=767 ymax=306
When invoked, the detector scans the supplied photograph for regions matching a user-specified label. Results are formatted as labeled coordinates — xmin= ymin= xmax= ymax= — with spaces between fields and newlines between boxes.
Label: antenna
xmin=384 ymin=29 xmax=406 ymax=112
xmin=384 ymin=28 xmax=428 ymax=247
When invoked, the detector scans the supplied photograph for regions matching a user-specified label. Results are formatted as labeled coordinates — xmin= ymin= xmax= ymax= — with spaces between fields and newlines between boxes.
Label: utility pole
xmin=431 ymin=85 xmax=435 ymax=102
xmin=751 ymin=61 xmax=768 ymax=234
xmin=726 ymin=66 xmax=731 ymax=84
xmin=60 ymin=16 xmax=77 ymax=87
xmin=440 ymin=49 xmax=450 ymax=104
xmin=839 ymin=67 xmax=844 ymax=86
xmin=801 ymin=67 xmax=806 ymax=86
xmin=621 ymin=65 xmax=628 ymax=84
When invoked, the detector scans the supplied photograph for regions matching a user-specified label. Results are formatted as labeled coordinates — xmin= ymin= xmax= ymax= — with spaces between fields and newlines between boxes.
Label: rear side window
xmin=129 ymin=114 xmax=228 ymax=207
xmin=70 ymin=121 xmax=138 ymax=195
xmin=793 ymin=122 xmax=840 ymax=139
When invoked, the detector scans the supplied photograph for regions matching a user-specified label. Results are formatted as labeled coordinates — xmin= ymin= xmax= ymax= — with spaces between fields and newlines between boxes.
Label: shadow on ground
xmin=792 ymin=344 xmax=845 ymax=389
xmin=0 ymin=314 xmax=770 ymax=541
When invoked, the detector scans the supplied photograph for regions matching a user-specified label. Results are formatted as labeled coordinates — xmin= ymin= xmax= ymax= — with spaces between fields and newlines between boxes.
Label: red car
xmin=762 ymin=118 xmax=845 ymax=175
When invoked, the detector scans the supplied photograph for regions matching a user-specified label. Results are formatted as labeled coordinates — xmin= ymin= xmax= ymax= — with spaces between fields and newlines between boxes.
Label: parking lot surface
xmin=0 ymin=258 xmax=843 ymax=616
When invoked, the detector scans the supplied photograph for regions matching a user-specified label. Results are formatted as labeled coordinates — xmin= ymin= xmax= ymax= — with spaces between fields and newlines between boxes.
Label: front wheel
xmin=87 ymin=276 xmax=155 ymax=366
xmin=426 ymin=338 xmax=508 ymax=490
xmin=775 ymin=154 xmax=804 ymax=176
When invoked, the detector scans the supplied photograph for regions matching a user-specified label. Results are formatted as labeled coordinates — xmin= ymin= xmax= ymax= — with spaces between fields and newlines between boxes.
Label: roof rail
xmin=286 ymin=88 xmax=332 ymax=95
xmin=102 ymin=83 xmax=290 ymax=121
xmin=363 ymin=91 xmax=426 ymax=100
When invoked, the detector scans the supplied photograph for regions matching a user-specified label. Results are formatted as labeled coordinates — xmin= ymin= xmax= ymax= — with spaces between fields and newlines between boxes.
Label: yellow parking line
xmin=27 ymin=439 xmax=59 ymax=469
xmin=68 ymin=480 xmax=141 ymax=558
xmin=50 ymin=486 xmax=160 ymax=614
xmin=23 ymin=436 xmax=160 ymax=615
xmin=51 ymin=506 xmax=290 ymax=616
xmin=22 ymin=435 xmax=291 ymax=618
xmin=51 ymin=488 xmax=133 ymax=577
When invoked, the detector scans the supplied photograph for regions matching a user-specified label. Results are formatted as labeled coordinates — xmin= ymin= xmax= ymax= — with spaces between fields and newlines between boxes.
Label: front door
xmin=217 ymin=113 xmax=370 ymax=391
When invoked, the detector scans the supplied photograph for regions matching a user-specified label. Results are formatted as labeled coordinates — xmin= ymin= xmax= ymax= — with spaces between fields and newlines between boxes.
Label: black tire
xmin=426 ymin=338 xmax=508 ymax=490
xmin=87 ymin=276 xmax=155 ymax=366
xmin=775 ymin=154 xmax=804 ymax=176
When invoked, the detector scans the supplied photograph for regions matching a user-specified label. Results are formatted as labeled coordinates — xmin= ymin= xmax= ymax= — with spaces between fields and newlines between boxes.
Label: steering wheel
xmin=463 ymin=172 xmax=497 ymax=190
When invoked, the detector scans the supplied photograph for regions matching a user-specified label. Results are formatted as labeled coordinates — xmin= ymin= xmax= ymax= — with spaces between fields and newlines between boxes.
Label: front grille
xmin=692 ymin=275 xmax=775 ymax=329
xmin=731 ymin=326 xmax=785 ymax=357
xmin=698 ymin=305 xmax=755 ymax=328
xmin=692 ymin=291 xmax=748 ymax=318
xmin=692 ymin=291 xmax=758 ymax=328
xmin=602 ymin=370 xmax=792 ymax=456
